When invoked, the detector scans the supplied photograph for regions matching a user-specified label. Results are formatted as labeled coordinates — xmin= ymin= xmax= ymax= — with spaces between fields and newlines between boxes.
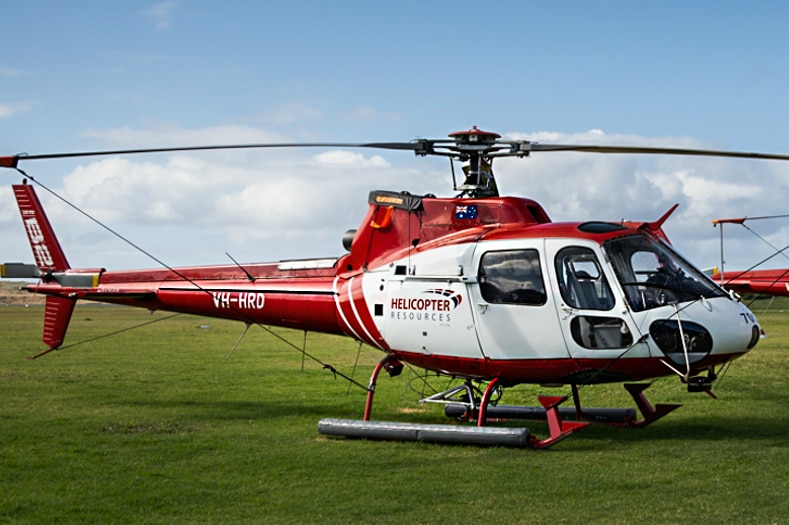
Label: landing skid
xmin=443 ymin=383 xmax=681 ymax=428
xmin=318 ymin=356 xmax=588 ymax=449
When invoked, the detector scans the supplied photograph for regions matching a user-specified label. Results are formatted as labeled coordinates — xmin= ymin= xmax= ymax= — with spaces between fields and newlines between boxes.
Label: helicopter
xmin=708 ymin=214 xmax=789 ymax=298
xmin=2 ymin=126 xmax=787 ymax=448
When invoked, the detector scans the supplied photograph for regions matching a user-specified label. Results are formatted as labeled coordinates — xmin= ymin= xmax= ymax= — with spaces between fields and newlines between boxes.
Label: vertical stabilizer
xmin=43 ymin=295 xmax=76 ymax=350
xmin=11 ymin=183 xmax=77 ymax=354
xmin=13 ymin=183 xmax=70 ymax=272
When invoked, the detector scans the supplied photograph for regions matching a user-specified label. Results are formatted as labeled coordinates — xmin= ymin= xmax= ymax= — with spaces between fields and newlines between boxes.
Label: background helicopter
xmin=3 ymin=126 xmax=789 ymax=448
xmin=708 ymin=214 xmax=789 ymax=298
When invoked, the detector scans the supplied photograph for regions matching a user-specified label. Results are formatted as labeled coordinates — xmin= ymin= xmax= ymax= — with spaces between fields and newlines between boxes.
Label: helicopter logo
xmin=389 ymin=289 xmax=463 ymax=323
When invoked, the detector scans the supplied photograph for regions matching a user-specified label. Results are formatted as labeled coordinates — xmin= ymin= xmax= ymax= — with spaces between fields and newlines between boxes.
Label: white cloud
xmin=495 ymin=130 xmax=789 ymax=269
xmin=142 ymin=1 xmax=178 ymax=30
xmin=0 ymin=101 xmax=36 ymax=118
xmin=313 ymin=150 xmax=390 ymax=168
xmin=14 ymin=123 xmax=417 ymax=267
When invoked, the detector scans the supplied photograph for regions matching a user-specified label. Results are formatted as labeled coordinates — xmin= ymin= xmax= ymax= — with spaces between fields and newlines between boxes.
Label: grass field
xmin=1 ymin=299 xmax=787 ymax=524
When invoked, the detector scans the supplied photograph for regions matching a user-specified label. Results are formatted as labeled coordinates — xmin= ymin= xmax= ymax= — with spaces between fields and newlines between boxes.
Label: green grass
xmin=1 ymin=301 xmax=787 ymax=524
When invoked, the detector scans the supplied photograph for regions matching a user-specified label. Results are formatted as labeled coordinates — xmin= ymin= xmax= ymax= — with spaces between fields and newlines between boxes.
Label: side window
xmin=570 ymin=316 xmax=633 ymax=349
xmin=555 ymin=246 xmax=614 ymax=310
xmin=478 ymin=249 xmax=547 ymax=305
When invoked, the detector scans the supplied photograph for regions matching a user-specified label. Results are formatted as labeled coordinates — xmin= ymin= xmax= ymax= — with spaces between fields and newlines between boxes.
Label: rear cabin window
xmin=478 ymin=249 xmax=547 ymax=305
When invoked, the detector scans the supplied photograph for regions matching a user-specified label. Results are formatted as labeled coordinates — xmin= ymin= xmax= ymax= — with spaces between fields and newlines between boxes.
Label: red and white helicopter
xmin=2 ymin=127 xmax=786 ymax=448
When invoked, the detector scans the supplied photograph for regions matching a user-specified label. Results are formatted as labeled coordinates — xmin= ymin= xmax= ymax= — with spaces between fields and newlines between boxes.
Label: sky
xmin=3 ymin=1 xmax=789 ymax=274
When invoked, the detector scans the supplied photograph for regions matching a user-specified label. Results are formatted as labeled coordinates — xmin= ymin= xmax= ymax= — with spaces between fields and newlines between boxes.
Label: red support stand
xmin=363 ymin=355 xmax=401 ymax=421
xmin=624 ymin=383 xmax=681 ymax=428
xmin=531 ymin=396 xmax=589 ymax=449
xmin=477 ymin=377 xmax=501 ymax=427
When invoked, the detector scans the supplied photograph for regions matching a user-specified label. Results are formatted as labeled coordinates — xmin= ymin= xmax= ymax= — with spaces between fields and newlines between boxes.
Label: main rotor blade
xmin=4 ymin=136 xmax=789 ymax=170
xmin=0 ymin=141 xmax=422 ymax=168
xmin=527 ymin=143 xmax=789 ymax=161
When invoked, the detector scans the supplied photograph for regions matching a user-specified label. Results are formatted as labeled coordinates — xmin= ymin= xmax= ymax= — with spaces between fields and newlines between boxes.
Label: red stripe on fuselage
xmin=334 ymin=276 xmax=388 ymax=350
xmin=391 ymin=351 xmax=745 ymax=384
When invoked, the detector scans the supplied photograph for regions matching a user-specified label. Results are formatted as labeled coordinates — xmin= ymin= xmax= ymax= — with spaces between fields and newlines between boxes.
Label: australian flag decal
xmin=454 ymin=204 xmax=478 ymax=220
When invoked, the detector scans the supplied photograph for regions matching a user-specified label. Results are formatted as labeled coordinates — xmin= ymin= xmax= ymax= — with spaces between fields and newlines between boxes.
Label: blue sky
xmin=3 ymin=1 xmax=789 ymax=272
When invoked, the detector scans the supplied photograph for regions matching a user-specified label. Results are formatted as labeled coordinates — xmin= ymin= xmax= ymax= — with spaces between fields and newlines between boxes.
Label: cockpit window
xmin=554 ymin=247 xmax=615 ymax=310
xmin=604 ymin=235 xmax=726 ymax=312
xmin=478 ymin=249 xmax=547 ymax=305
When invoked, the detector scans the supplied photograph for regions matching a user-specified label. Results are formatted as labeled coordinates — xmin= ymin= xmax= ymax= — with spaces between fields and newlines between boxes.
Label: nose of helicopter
xmin=648 ymin=298 xmax=760 ymax=370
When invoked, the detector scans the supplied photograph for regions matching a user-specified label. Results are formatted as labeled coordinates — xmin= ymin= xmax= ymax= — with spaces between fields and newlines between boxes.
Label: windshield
xmin=604 ymin=235 xmax=726 ymax=312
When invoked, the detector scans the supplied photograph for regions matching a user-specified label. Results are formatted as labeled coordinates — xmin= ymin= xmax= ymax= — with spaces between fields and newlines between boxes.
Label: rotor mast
xmin=448 ymin=126 xmax=502 ymax=197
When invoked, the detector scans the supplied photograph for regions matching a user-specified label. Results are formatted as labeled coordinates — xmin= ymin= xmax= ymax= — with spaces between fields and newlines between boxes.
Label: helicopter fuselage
xmin=19 ymin=188 xmax=761 ymax=387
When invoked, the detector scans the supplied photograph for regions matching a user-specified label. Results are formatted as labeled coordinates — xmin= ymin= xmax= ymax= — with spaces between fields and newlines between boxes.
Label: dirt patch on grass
xmin=0 ymin=281 xmax=44 ymax=305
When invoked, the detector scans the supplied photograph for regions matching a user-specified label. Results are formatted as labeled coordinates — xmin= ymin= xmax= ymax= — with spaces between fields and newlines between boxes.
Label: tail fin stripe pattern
xmin=13 ymin=184 xmax=70 ymax=272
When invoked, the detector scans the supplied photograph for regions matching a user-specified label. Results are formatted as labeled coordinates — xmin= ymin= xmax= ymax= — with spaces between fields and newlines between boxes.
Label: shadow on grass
xmin=113 ymin=396 xmax=365 ymax=421
xmin=101 ymin=395 xmax=789 ymax=450
xmin=559 ymin=412 xmax=789 ymax=450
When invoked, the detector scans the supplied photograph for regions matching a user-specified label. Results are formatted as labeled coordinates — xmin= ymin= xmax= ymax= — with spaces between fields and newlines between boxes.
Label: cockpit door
xmin=546 ymin=239 xmax=644 ymax=363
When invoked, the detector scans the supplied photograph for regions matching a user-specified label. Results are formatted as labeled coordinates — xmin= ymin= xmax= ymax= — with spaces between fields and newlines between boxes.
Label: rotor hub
xmin=448 ymin=126 xmax=501 ymax=145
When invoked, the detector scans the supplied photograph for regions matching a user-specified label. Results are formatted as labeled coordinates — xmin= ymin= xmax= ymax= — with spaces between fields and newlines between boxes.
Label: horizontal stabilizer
xmin=1 ymin=262 xmax=42 ymax=279
xmin=52 ymin=271 xmax=101 ymax=288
